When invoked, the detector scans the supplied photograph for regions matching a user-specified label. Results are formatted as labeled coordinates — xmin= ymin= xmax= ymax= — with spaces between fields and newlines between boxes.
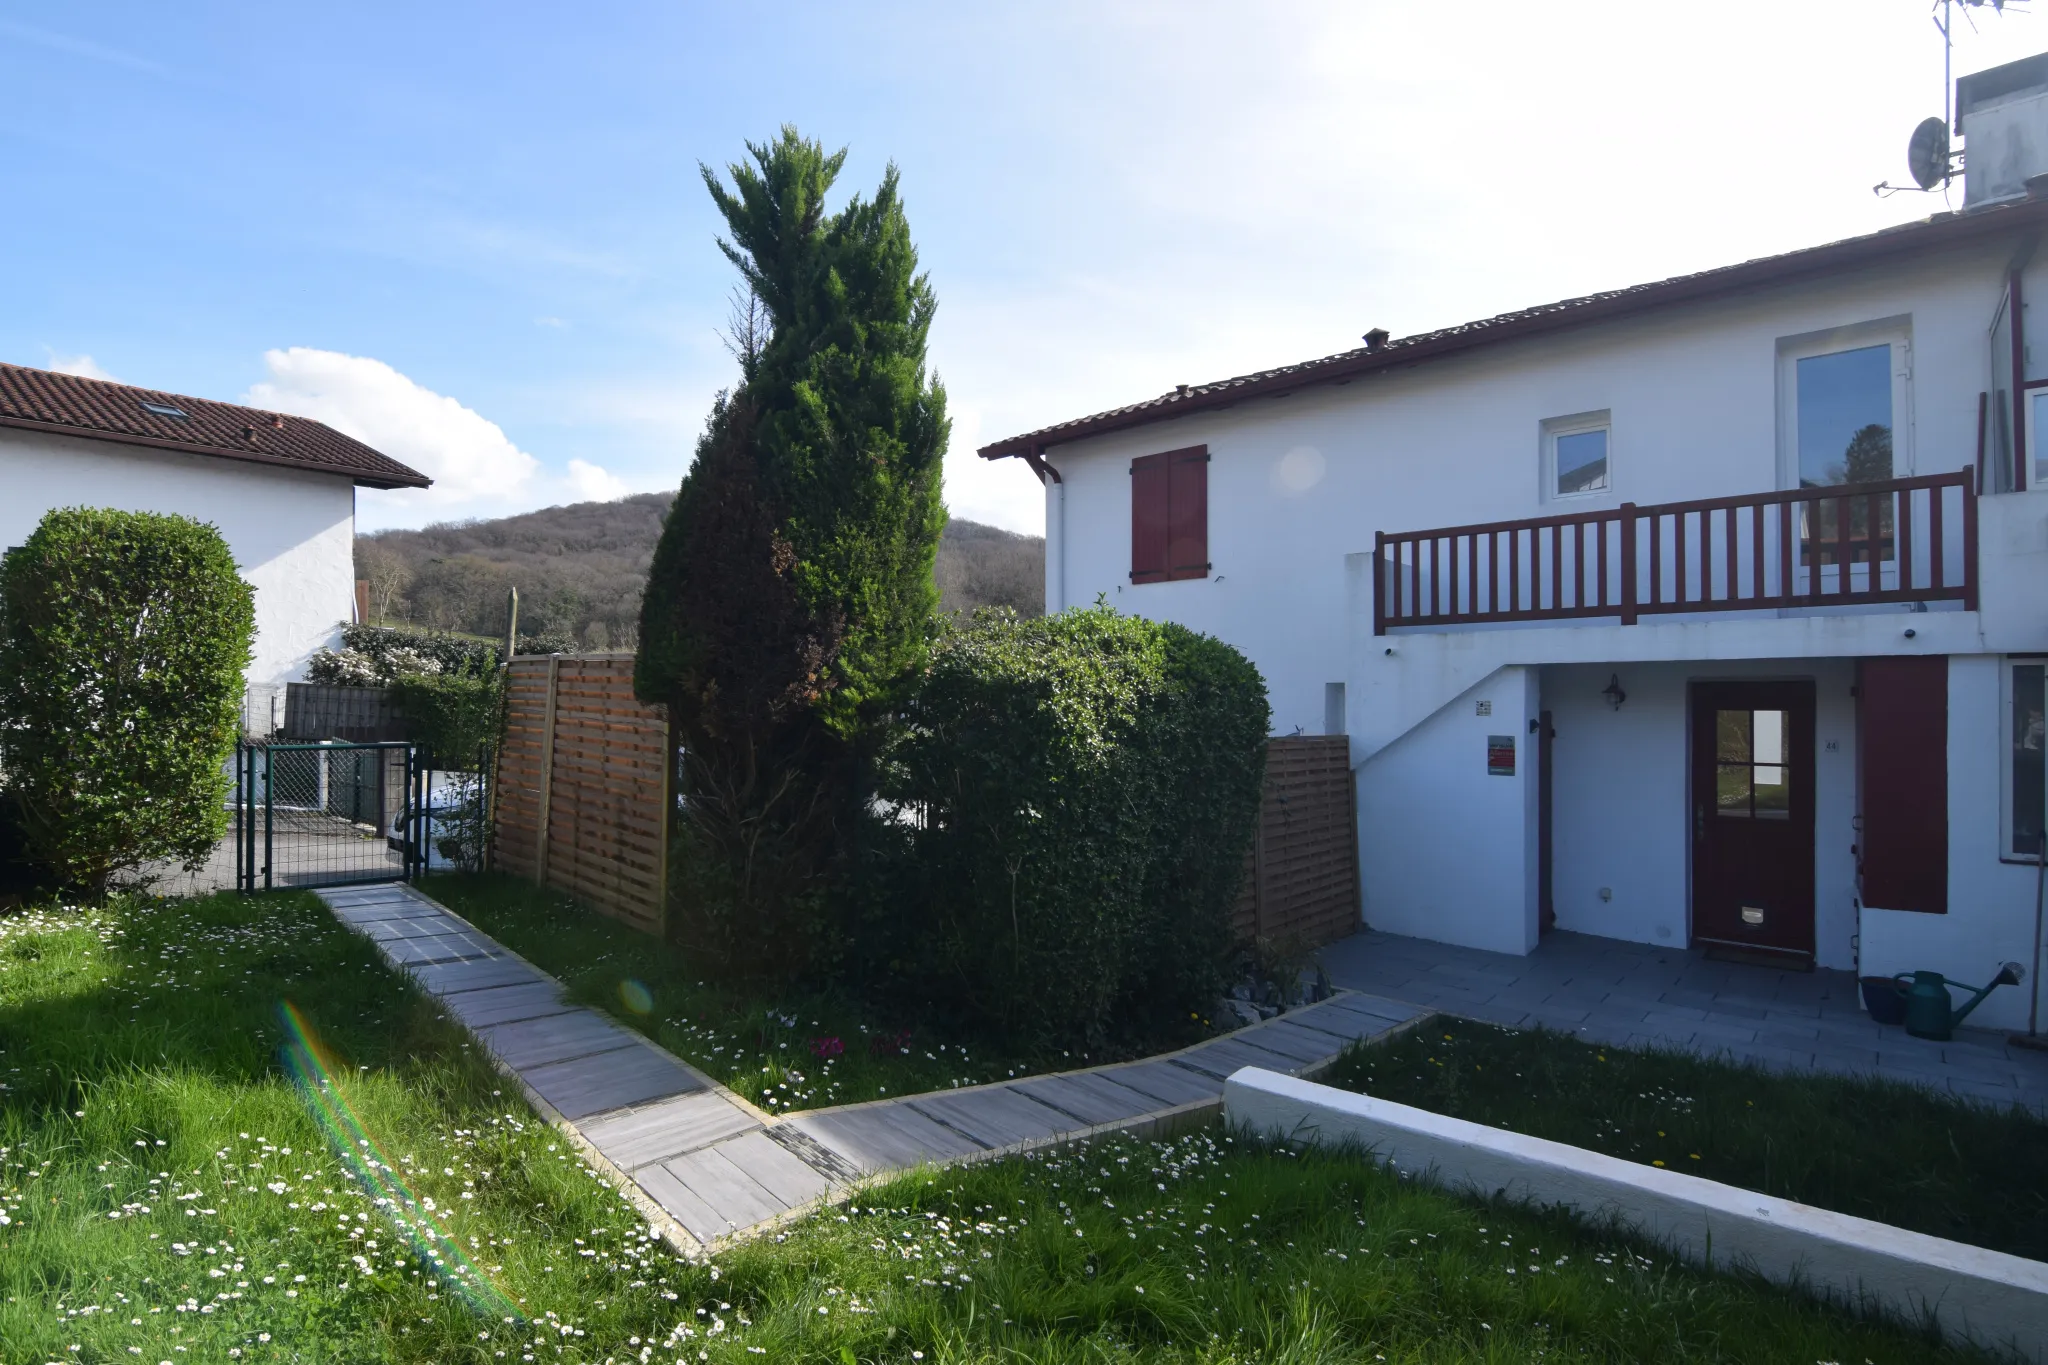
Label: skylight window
xmin=139 ymin=401 xmax=189 ymax=419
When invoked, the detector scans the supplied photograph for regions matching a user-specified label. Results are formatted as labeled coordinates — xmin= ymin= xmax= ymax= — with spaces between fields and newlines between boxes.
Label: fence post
xmin=1619 ymin=503 xmax=1638 ymax=625
xmin=261 ymin=747 xmax=274 ymax=892
xmin=535 ymin=655 xmax=561 ymax=885
xmin=1372 ymin=531 xmax=1387 ymax=636
xmin=1961 ymin=466 xmax=1980 ymax=612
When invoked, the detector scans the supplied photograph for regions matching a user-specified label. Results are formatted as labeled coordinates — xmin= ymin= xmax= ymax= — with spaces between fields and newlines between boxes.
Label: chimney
xmin=1959 ymin=52 xmax=2048 ymax=208
xmin=1362 ymin=327 xmax=1390 ymax=351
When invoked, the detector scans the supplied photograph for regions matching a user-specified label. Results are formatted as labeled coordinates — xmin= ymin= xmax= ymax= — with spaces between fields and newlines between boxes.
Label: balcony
xmin=1373 ymin=469 xmax=1977 ymax=633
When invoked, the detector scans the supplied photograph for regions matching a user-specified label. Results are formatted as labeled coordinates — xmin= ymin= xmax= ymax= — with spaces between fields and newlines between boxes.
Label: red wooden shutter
xmin=1130 ymin=453 xmax=1170 ymax=582
xmin=1857 ymin=656 xmax=1948 ymax=914
xmin=1167 ymin=447 xmax=1210 ymax=580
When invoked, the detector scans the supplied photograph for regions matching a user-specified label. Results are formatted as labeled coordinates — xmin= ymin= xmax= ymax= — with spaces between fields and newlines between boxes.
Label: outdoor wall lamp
xmin=1601 ymin=673 xmax=1627 ymax=711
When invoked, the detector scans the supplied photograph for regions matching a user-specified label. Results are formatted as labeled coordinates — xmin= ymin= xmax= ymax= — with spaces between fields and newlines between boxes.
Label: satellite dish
xmin=1908 ymin=116 xmax=1951 ymax=191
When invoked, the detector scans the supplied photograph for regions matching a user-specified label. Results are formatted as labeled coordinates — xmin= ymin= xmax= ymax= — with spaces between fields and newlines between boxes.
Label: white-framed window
xmin=1541 ymin=410 xmax=1611 ymax=501
xmin=2003 ymin=658 xmax=2047 ymax=861
xmin=2023 ymin=379 xmax=2048 ymax=487
xmin=1776 ymin=318 xmax=1914 ymax=491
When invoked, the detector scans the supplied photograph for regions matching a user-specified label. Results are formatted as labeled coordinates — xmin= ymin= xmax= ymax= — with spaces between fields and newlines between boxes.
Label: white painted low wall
xmin=1224 ymin=1067 xmax=2048 ymax=1363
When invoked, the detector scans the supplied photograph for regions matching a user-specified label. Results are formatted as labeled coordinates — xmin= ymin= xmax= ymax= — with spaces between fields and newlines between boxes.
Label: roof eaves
xmin=0 ymin=412 xmax=434 ymax=490
xmin=979 ymin=199 xmax=2048 ymax=459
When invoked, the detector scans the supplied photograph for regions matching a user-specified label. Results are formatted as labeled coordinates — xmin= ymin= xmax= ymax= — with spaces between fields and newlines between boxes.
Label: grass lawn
xmin=422 ymin=872 xmax=1066 ymax=1114
xmin=0 ymin=890 xmax=2010 ymax=1362
xmin=1321 ymin=1017 xmax=2048 ymax=1261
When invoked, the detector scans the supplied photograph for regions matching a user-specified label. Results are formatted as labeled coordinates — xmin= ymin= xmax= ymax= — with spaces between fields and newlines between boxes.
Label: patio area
xmin=1319 ymin=928 xmax=2048 ymax=1115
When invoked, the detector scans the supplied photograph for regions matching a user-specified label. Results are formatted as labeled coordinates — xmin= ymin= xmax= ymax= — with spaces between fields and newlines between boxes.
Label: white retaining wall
xmin=1225 ymin=1067 xmax=2048 ymax=1362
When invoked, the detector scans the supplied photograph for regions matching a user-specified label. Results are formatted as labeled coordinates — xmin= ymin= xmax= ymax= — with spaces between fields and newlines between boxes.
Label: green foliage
xmin=306 ymin=621 xmax=501 ymax=687
xmin=1325 ymin=1018 xmax=2048 ymax=1262
xmin=0 ymin=507 xmax=254 ymax=895
xmin=878 ymin=606 xmax=1268 ymax=1050
xmin=390 ymin=670 xmax=503 ymax=769
xmin=636 ymin=127 xmax=948 ymax=972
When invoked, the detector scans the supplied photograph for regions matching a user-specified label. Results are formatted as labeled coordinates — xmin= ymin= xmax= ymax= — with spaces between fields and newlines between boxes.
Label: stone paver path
xmin=319 ymin=883 xmax=1424 ymax=1251
xmin=1321 ymin=928 xmax=2048 ymax=1115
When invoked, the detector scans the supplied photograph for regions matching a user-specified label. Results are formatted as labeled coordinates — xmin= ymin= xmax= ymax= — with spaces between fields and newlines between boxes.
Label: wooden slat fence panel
xmin=1231 ymin=735 xmax=1360 ymax=948
xmin=493 ymin=653 xmax=669 ymax=935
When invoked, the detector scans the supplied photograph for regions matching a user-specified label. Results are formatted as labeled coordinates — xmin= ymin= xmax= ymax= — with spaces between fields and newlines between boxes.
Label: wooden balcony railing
xmin=1373 ymin=469 xmax=1977 ymax=634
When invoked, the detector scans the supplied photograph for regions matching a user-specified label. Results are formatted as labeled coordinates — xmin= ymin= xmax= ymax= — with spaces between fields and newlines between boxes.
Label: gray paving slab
xmin=358 ymin=915 xmax=464 ymax=941
xmin=1235 ymin=1019 xmax=1352 ymax=1063
xmin=634 ymin=1162 xmax=731 ymax=1245
xmin=1099 ymin=1060 xmax=1225 ymax=1107
xmin=580 ymin=1091 xmax=761 ymax=1171
xmin=710 ymin=1130 xmax=834 ymax=1209
xmin=410 ymin=956 xmax=546 ymax=996
xmin=660 ymin=1145 xmax=788 ymax=1230
xmin=440 ymin=980 xmax=578 ymax=1029
xmin=908 ymin=1086 xmax=1075 ymax=1148
xmin=781 ymin=1103 xmax=986 ymax=1174
xmin=480 ymin=1011 xmax=643 ymax=1070
xmin=1008 ymin=1072 xmax=1159 ymax=1127
xmin=1176 ymin=1035 xmax=1316 ymax=1080
xmin=1282 ymin=1001 xmax=1393 ymax=1043
xmin=1324 ymin=993 xmax=1425 ymax=1024
xmin=524 ymin=1046 xmax=701 ymax=1121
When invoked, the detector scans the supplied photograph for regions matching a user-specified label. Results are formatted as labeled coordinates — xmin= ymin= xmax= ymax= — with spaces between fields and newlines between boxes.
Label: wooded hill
xmin=355 ymin=493 xmax=1044 ymax=649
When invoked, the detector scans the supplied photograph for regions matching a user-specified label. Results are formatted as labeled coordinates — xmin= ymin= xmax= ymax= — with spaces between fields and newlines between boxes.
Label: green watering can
xmin=1894 ymin=964 xmax=2027 ymax=1041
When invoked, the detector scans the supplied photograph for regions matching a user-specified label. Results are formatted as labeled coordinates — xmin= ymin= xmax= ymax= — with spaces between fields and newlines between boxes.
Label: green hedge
xmin=0 ymin=508 xmax=254 ymax=895
xmin=390 ymin=671 xmax=502 ymax=771
xmin=880 ymin=605 xmax=1268 ymax=1050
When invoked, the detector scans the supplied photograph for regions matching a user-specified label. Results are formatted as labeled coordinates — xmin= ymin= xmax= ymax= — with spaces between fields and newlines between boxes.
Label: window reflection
xmin=1797 ymin=343 xmax=1894 ymax=567
xmin=1716 ymin=708 xmax=1791 ymax=820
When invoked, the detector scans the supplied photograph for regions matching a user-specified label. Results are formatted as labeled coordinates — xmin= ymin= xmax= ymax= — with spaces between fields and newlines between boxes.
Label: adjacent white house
xmin=0 ymin=362 xmax=430 ymax=724
xmin=982 ymin=53 xmax=2048 ymax=1030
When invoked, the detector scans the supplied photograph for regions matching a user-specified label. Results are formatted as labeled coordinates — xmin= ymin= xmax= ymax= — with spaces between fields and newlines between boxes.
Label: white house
xmin=981 ymin=53 xmax=2048 ymax=1030
xmin=0 ymin=362 xmax=429 ymax=724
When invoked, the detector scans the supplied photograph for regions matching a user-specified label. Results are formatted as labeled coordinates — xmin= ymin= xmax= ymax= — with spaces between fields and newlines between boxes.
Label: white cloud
xmin=242 ymin=347 xmax=540 ymax=524
xmin=565 ymin=457 xmax=628 ymax=503
xmin=46 ymin=351 xmax=116 ymax=381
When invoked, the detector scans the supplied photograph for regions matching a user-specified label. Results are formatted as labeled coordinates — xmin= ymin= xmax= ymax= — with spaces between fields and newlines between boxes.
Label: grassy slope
xmin=1321 ymin=1018 xmax=2048 ymax=1260
xmin=422 ymin=872 xmax=1064 ymax=1113
xmin=0 ymin=892 xmax=2006 ymax=1362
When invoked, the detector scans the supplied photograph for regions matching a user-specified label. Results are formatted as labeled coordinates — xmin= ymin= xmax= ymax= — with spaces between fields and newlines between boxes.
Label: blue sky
xmin=2 ymin=2 xmax=2041 ymax=534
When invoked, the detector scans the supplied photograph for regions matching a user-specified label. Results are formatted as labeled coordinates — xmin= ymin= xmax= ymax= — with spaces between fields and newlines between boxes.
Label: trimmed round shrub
xmin=0 ymin=507 xmax=255 ymax=895
xmin=881 ymin=605 xmax=1268 ymax=1050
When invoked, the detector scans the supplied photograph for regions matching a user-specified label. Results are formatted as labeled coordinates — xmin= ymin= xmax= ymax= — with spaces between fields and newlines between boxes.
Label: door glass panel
xmin=1753 ymin=709 xmax=1784 ymax=764
xmin=1797 ymin=343 xmax=1895 ymax=566
xmin=2032 ymin=388 xmax=2048 ymax=484
xmin=1717 ymin=710 xmax=1750 ymax=762
xmin=2014 ymin=665 xmax=2045 ymax=858
xmin=1714 ymin=707 xmax=1790 ymax=819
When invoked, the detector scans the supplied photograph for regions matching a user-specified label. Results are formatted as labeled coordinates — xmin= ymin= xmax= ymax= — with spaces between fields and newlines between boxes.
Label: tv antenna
xmin=1874 ymin=0 xmax=2029 ymax=197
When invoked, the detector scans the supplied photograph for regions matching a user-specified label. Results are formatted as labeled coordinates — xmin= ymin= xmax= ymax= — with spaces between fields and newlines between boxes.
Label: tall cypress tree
xmin=637 ymin=128 xmax=948 ymax=972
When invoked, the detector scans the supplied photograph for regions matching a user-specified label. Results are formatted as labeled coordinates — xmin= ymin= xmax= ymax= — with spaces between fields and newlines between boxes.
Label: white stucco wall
xmin=0 ymin=428 xmax=356 ymax=688
xmin=1859 ymin=654 xmax=2044 ymax=1032
xmin=1038 ymin=234 xmax=2044 ymax=736
xmin=1357 ymin=665 xmax=1540 ymax=955
xmin=1541 ymin=658 xmax=1861 ymax=971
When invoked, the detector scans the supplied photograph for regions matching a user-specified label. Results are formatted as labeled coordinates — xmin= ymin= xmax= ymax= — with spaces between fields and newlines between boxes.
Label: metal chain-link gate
xmin=233 ymin=741 xmax=441 ymax=891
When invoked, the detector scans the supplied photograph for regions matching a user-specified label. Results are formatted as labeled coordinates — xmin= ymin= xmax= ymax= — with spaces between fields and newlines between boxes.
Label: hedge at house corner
xmin=0 ymin=507 xmax=255 ymax=896
xmin=880 ymin=605 xmax=1269 ymax=1051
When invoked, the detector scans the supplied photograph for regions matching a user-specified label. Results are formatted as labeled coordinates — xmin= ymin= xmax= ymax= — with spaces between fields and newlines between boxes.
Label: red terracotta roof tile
xmin=0 ymin=362 xmax=431 ymax=490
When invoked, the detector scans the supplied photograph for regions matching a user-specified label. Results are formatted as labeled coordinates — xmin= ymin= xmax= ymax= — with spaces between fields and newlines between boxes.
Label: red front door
xmin=1689 ymin=681 xmax=1816 ymax=962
